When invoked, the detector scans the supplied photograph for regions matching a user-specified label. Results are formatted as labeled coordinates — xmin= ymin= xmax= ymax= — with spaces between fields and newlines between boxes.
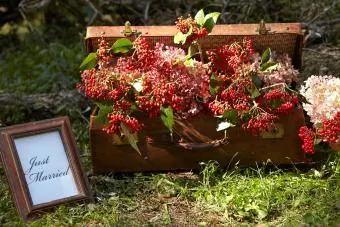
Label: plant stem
xmin=259 ymin=83 xmax=286 ymax=91
xmin=196 ymin=41 xmax=204 ymax=62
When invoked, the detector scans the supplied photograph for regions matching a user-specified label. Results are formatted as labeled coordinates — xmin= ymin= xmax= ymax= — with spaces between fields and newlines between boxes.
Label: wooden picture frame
xmin=0 ymin=117 xmax=92 ymax=220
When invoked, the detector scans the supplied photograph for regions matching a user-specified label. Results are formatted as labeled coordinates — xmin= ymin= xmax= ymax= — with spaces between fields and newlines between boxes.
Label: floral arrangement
xmin=78 ymin=9 xmax=338 ymax=155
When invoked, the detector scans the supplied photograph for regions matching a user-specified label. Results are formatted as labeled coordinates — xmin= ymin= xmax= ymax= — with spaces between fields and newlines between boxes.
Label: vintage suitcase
xmin=85 ymin=23 xmax=307 ymax=174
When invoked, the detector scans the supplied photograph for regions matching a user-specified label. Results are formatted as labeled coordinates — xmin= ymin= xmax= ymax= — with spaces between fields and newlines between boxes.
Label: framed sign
xmin=0 ymin=117 xmax=92 ymax=220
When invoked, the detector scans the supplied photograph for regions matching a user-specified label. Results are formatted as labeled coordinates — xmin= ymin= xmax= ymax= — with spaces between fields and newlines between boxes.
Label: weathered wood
xmin=90 ymin=107 xmax=308 ymax=174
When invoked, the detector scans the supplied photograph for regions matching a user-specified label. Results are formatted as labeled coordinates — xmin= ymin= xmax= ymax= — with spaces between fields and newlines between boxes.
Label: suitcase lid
xmin=85 ymin=23 xmax=304 ymax=69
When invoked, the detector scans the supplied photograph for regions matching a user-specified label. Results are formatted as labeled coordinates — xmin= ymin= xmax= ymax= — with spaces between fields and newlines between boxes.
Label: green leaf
xmin=314 ymin=122 xmax=322 ymax=128
xmin=112 ymin=38 xmax=133 ymax=54
xmin=160 ymin=106 xmax=174 ymax=135
xmin=204 ymin=12 xmax=221 ymax=23
xmin=264 ymin=63 xmax=278 ymax=72
xmin=195 ymin=96 xmax=208 ymax=104
xmin=184 ymin=58 xmax=195 ymax=67
xmin=251 ymin=75 xmax=263 ymax=88
xmin=203 ymin=17 xmax=215 ymax=33
xmin=217 ymin=121 xmax=235 ymax=131
xmin=79 ymin=52 xmax=97 ymax=70
xmin=130 ymin=103 xmax=138 ymax=112
xmin=120 ymin=122 xmax=141 ymax=155
xmin=174 ymin=26 xmax=193 ymax=45
xmin=260 ymin=61 xmax=277 ymax=71
xmin=194 ymin=9 xmax=205 ymax=27
xmin=223 ymin=109 xmax=239 ymax=124
xmin=95 ymin=102 xmax=113 ymax=124
xmin=260 ymin=48 xmax=271 ymax=66
xmin=174 ymin=32 xmax=187 ymax=45
xmin=249 ymin=87 xmax=261 ymax=99
xmin=209 ymin=85 xmax=220 ymax=95
xmin=209 ymin=74 xmax=221 ymax=95
xmin=187 ymin=45 xmax=199 ymax=59
xmin=271 ymin=99 xmax=282 ymax=108
xmin=314 ymin=138 xmax=323 ymax=145
xmin=210 ymin=73 xmax=221 ymax=82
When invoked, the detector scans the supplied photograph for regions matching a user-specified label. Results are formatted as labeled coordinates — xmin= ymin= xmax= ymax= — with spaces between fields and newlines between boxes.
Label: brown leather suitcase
xmin=85 ymin=23 xmax=307 ymax=174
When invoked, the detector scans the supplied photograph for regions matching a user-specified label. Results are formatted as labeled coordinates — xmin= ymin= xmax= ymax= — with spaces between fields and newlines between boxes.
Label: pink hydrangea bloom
xmin=255 ymin=53 xmax=299 ymax=86
xmin=154 ymin=43 xmax=186 ymax=64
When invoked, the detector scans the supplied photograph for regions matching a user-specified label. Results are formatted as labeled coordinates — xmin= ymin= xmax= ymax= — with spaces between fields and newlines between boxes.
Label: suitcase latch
xmin=256 ymin=20 xmax=275 ymax=35
xmin=121 ymin=21 xmax=141 ymax=37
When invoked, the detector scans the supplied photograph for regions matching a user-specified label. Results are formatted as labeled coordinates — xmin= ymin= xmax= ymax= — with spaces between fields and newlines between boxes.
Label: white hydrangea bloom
xmin=299 ymin=75 xmax=340 ymax=124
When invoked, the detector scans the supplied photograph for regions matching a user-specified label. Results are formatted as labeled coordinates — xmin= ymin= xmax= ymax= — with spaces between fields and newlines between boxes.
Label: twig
xmin=221 ymin=0 xmax=230 ymax=23
xmin=259 ymin=83 xmax=286 ymax=91
xmin=84 ymin=0 xmax=104 ymax=25
xmin=144 ymin=1 xmax=153 ymax=24
xmin=18 ymin=8 xmax=35 ymax=32
xmin=303 ymin=48 xmax=340 ymax=57
xmin=302 ymin=18 xmax=340 ymax=28
xmin=315 ymin=18 xmax=340 ymax=26
xmin=307 ymin=3 xmax=334 ymax=26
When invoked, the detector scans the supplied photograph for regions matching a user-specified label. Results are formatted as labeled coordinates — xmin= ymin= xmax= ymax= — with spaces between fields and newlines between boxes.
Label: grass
xmin=0 ymin=38 xmax=84 ymax=94
xmin=1 ymin=151 xmax=339 ymax=226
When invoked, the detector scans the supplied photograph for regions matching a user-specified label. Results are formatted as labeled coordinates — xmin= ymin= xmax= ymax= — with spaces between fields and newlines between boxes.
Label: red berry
xmin=299 ymin=126 xmax=315 ymax=155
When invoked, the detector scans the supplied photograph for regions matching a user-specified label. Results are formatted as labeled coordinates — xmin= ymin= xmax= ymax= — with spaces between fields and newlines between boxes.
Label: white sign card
xmin=14 ymin=131 xmax=79 ymax=205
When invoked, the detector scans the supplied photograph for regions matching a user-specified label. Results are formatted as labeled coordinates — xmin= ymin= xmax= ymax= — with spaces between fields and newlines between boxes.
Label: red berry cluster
xmin=175 ymin=16 xmax=209 ymax=44
xmin=298 ymin=112 xmax=339 ymax=155
xmin=299 ymin=126 xmax=315 ymax=154
xmin=132 ymin=38 xmax=158 ymax=70
xmin=113 ymin=100 xmax=132 ymax=113
xmin=220 ymin=86 xmax=252 ymax=111
xmin=208 ymin=102 xmax=226 ymax=116
xmin=119 ymin=38 xmax=210 ymax=119
xmin=242 ymin=113 xmax=279 ymax=135
xmin=206 ymin=38 xmax=299 ymax=135
xmin=207 ymin=37 xmax=254 ymax=75
xmin=78 ymin=39 xmax=131 ymax=103
xmin=261 ymin=88 xmax=299 ymax=114
xmin=319 ymin=112 xmax=340 ymax=144
xmin=97 ymin=38 xmax=114 ymax=69
xmin=77 ymin=68 xmax=130 ymax=102
xmin=79 ymin=37 xmax=210 ymax=136
xmin=104 ymin=113 xmax=142 ymax=134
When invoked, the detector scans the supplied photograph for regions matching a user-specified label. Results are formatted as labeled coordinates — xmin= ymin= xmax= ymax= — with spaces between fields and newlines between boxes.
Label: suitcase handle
xmin=145 ymin=128 xmax=227 ymax=150
xmin=176 ymin=137 xmax=228 ymax=150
